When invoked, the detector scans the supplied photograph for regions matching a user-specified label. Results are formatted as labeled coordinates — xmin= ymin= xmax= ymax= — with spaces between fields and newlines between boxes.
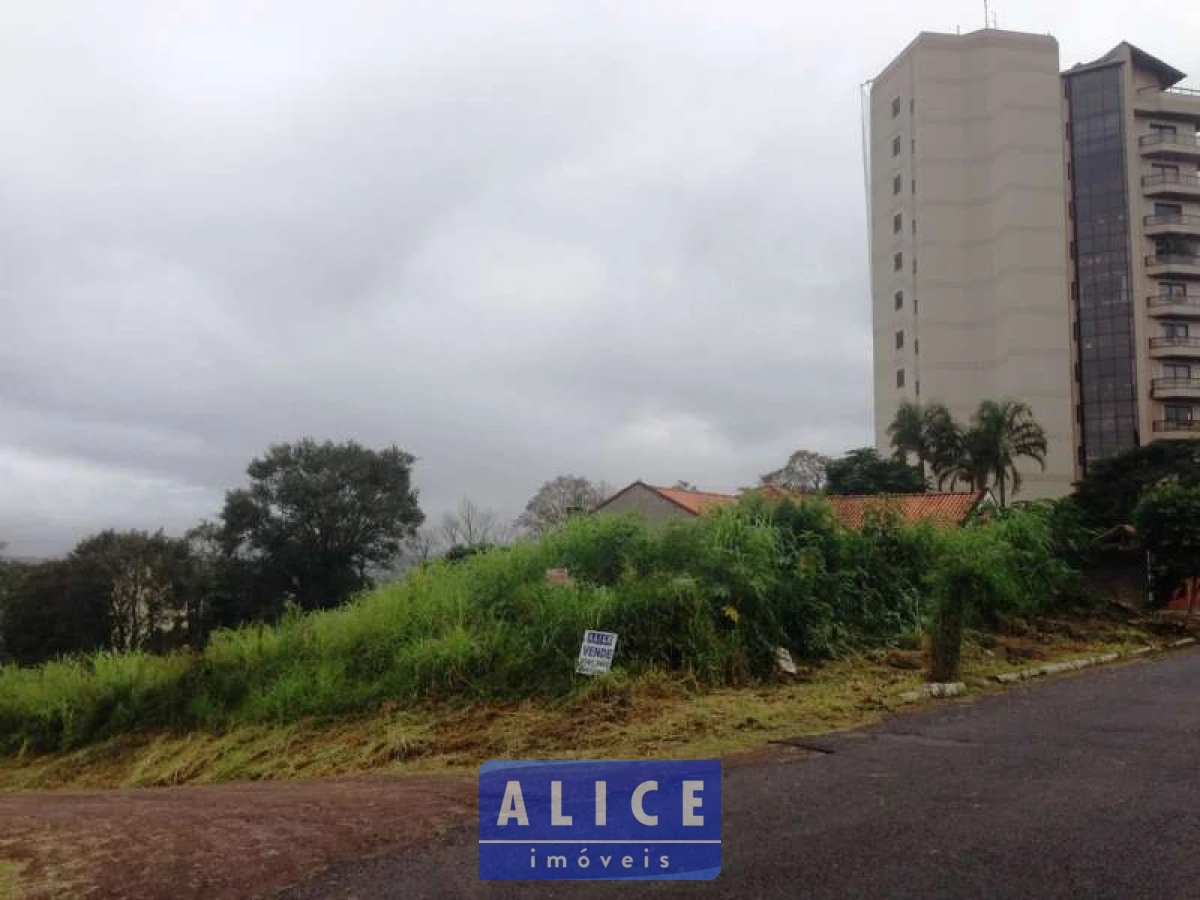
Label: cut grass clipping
xmin=0 ymin=614 xmax=1151 ymax=791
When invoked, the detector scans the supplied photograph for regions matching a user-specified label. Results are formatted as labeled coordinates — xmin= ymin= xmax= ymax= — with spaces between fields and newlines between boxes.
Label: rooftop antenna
xmin=983 ymin=0 xmax=989 ymax=28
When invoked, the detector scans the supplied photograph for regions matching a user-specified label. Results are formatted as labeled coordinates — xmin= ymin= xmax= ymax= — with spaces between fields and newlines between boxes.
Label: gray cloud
xmin=2 ymin=0 xmax=1196 ymax=556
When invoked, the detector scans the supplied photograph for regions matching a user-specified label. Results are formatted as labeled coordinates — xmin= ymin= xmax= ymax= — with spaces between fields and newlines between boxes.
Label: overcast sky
xmin=2 ymin=1 xmax=1196 ymax=557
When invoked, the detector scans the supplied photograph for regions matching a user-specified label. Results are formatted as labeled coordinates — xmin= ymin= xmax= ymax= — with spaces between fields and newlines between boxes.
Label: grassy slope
xmin=0 ymin=616 xmax=1154 ymax=792
xmin=0 ymin=864 xmax=20 ymax=900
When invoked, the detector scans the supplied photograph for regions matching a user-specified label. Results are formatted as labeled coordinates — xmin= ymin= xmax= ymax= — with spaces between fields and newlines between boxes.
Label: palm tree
xmin=933 ymin=422 xmax=990 ymax=492
xmin=887 ymin=401 xmax=930 ymax=480
xmin=964 ymin=399 xmax=1048 ymax=506
xmin=919 ymin=403 xmax=961 ymax=486
xmin=889 ymin=398 xmax=1046 ymax=504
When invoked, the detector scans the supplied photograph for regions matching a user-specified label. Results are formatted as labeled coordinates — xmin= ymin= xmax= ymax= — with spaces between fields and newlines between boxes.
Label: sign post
xmin=576 ymin=630 xmax=618 ymax=676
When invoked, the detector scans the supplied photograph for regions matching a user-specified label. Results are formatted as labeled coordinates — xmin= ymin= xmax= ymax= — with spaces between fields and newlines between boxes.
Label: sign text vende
xmin=478 ymin=759 xmax=722 ymax=880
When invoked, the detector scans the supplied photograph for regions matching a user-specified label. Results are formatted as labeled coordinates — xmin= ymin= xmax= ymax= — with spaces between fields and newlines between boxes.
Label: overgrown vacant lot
xmin=0 ymin=612 xmax=1160 ymax=793
xmin=0 ymin=488 xmax=1178 ymax=900
xmin=0 ymin=612 xmax=1175 ymax=900
xmin=1 ymin=497 xmax=1091 ymax=755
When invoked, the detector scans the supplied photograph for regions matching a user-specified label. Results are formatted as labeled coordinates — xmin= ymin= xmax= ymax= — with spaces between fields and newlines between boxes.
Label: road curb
xmin=898 ymin=682 xmax=966 ymax=703
xmin=896 ymin=636 xmax=1196 ymax=705
xmin=986 ymin=637 xmax=1197 ymax=687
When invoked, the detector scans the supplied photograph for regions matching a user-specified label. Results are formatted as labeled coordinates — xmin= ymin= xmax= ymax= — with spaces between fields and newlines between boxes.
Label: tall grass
xmin=0 ymin=499 xmax=1079 ymax=754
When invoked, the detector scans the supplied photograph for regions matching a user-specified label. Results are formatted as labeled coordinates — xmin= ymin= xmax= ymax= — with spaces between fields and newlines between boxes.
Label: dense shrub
xmin=0 ymin=500 xmax=1080 ymax=754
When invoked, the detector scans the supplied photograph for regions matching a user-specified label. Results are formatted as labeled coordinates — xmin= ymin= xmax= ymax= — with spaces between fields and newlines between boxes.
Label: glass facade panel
xmin=1065 ymin=67 xmax=1137 ymax=470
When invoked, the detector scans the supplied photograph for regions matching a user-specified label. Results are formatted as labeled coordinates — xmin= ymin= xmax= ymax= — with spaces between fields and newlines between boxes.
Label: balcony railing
xmin=1149 ymin=294 xmax=1200 ymax=310
xmin=1166 ymin=86 xmax=1200 ymax=98
xmin=1145 ymin=213 xmax=1200 ymax=228
xmin=1143 ymin=172 xmax=1200 ymax=189
xmin=1153 ymin=418 xmax=1200 ymax=433
xmin=1140 ymin=131 xmax=1200 ymax=148
xmin=1145 ymin=254 xmax=1200 ymax=268
xmin=1150 ymin=335 xmax=1200 ymax=350
xmin=1152 ymin=376 xmax=1200 ymax=391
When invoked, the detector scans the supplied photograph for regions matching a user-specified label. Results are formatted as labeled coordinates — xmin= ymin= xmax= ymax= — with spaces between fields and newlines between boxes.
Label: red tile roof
xmin=604 ymin=482 xmax=989 ymax=529
xmin=820 ymin=492 xmax=989 ymax=529
xmin=644 ymin=485 xmax=740 ymax=516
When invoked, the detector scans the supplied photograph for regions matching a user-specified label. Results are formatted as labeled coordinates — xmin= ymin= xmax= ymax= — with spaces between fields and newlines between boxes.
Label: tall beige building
xmin=868 ymin=29 xmax=1200 ymax=500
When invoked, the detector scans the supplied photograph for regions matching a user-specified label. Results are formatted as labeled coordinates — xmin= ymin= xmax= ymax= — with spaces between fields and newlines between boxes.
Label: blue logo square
xmin=478 ymin=759 xmax=722 ymax=880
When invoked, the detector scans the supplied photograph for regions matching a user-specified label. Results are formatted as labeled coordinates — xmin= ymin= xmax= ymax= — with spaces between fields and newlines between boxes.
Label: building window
xmin=912 ymin=256 xmax=918 ymax=273
xmin=911 ymin=137 xmax=915 ymax=153
xmin=892 ymin=97 xmax=901 ymax=117
xmin=1065 ymin=66 xmax=1138 ymax=464
xmin=915 ymin=380 xmax=920 ymax=397
xmin=914 ymin=339 xmax=919 ymax=354
xmin=893 ymin=174 xmax=902 ymax=195
xmin=1165 ymin=322 xmax=1190 ymax=339
xmin=895 ymin=330 xmax=904 ymax=349
xmin=893 ymin=252 xmax=903 ymax=271
xmin=892 ymin=136 xmax=901 ymax=156
xmin=1151 ymin=123 xmax=1178 ymax=139
xmin=894 ymin=290 xmax=903 ymax=310
xmin=911 ymin=179 xmax=916 ymax=194
xmin=1164 ymin=363 xmax=1192 ymax=379
xmin=893 ymin=212 xmax=902 ymax=233
xmin=1165 ymin=404 xmax=1194 ymax=423
xmin=1164 ymin=283 xmax=1188 ymax=297
xmin=896 ymin=369 xmax=905 ymax=388
xmin=910 ymin=98 xmax=915 ymax=113
xmin=912 ymin=218 xmax=917 ymax=235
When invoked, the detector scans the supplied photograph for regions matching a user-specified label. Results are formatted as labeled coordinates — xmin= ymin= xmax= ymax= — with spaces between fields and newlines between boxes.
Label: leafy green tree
xmin=443 ymin=543 xmax=494 ymax=563
xmin=1133 ymin=482 xmax=1200 ymax=608
xmin=218 ymin=438 xmax=424 ymax=612
xmin=1 ymin=530 xmax=204 ymax=664
xmin=1 ymin=557 xmax=110 ymax=665
xmin=0 ymin=556 xmax=29 ymax=664
xmin=184 ymin=520 xmax=265 ymax=640
xmin=825 ymin=448 xmax=926 ymax=495
xmin=71 ymin=530 xmax=199 ymax=652
xmin=1073 ymin=439 xmax=1200 ymax=528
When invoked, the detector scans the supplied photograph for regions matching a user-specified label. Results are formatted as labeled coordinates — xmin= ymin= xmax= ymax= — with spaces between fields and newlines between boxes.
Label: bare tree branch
xmin=516 ymin=475 xmax=611 ymax=536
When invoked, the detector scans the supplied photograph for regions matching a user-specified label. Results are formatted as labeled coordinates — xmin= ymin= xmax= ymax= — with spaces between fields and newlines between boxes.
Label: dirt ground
xmin=0 ymin=776 xmax=476 ymax=900
xmin=0 ymin=745 xmax=816 ymax=900
xmin=1 ymin=610 xmax=1189 ymax=900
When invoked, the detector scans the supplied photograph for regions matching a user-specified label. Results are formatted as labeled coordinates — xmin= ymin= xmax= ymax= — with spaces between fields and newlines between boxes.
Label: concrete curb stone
xmin=897 ymin=635 xmax=1195 ymax=705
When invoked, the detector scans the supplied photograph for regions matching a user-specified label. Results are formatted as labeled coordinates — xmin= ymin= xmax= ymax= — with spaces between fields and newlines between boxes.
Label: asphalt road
xmin=282 ymin=650 xmax=1200 ymax=899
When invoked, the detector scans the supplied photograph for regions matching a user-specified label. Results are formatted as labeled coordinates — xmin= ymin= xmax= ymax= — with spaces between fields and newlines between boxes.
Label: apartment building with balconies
xmin=869 ymin=30 xmax=1200 ymax=500
xmin=1062 ymin=43 xmax=1200 ymax=462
